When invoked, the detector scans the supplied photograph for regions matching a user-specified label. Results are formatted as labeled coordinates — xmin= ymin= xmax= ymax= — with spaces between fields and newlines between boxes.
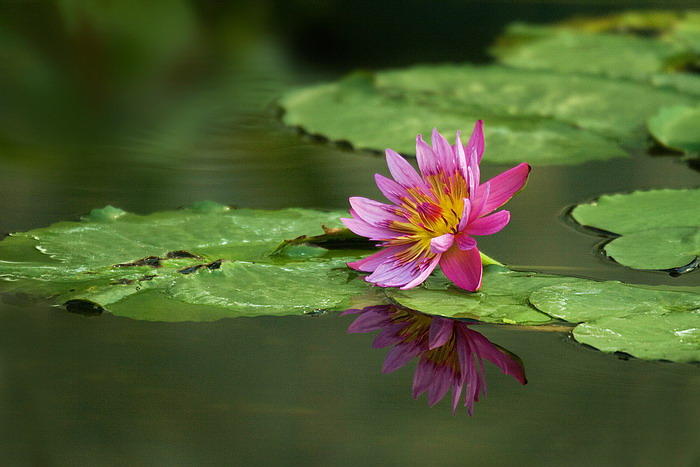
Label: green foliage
xmin=531 ymin=282 xmax=700 ymax=362
xmin=648 ymin=104 xmax=700 ymax=154
xmin=2 ymin=203 xmax=698 ymax=361
xmin=571 ymin=189 xmax=700 ymax=271
xmin=0 ymin=203 xmax=371 ymax=321
xmin=387 ymin=266 xmax=582 ymax=325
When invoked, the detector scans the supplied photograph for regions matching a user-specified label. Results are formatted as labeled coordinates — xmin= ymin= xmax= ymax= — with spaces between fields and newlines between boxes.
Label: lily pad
xmin=648 ymin=104 xmax=700 ymax=154
xmin=490 ymin=11 xmax=700 ymax=94
xmin=573 ymin=313 xmax=700 ymax=363
xmin=530 ymin=281 xmax=700 ymax=323
xmin=571 ymin=188 xmax=700 ymax=272
xmin=530 ymin=282 xmax=700 ymax=362
xmin=386 ymin=265 xmax=586 ymax=325
xmin=0 ymin=202 xmax=372 ymax=321
xmin=491 ymin=24 xmax=688 ymax=82
xmin=280 ymin=63 xmax=700 ymax=164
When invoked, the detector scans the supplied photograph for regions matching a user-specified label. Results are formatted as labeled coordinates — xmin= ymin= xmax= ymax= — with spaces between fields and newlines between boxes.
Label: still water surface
xmin=1 ymin=1 xmax=699 ymax=465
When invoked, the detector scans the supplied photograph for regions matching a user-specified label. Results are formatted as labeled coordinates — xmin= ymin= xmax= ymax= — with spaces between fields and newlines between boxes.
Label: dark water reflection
xmin=1 ymin=1 xmax=700 ymax=465
xmin=342 ymin=305 xmax=527 ymax=415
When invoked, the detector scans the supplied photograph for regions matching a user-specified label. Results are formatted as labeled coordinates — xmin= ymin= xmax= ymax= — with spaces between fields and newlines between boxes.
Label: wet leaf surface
xmin=571 ymin=188 xmax=700 ymax=272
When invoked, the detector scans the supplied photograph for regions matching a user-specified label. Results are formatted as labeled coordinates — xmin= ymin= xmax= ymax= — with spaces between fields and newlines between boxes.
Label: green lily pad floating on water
xmin=490 ymin=11 xmax=700 ymax=93
xmin=491 ymin=24 xmax=689 ymax=82
xmin=386 ymin=265 xmax=587 ymax=325
xmin=0 ymin=202 xmax=373 ymax=321
xmin=280 ymin=63 xmax=700 ymax=165
xmin=2 ymin=203 xmax=698 ymax=361
xmin=530 ymin=282 xmax=700 ymax=362
xmin=648 ymin=104 xmax=700 ymax=155
xmin=571 ymin=188 xmax=700 ymax=272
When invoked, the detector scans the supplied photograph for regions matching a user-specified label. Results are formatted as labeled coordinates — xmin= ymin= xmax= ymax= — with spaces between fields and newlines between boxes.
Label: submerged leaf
xmin=571 ymin=188 xmax=700 ymax=272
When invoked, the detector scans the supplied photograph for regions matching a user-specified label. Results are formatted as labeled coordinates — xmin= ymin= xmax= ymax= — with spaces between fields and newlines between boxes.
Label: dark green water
xmin=1 ymin=1 xmax=699 ymax=466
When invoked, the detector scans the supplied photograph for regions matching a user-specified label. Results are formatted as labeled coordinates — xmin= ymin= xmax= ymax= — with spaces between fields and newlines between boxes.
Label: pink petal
xmin=430 ymin=233 xmax=454 ymax=254
xmin=386 ymin=149 xmax=424 ymax=189
xmin=453 ymin=130 xmax=469 ymax=182
xmin=455 ymin=232 xmax=477 ymax=250
xmin=467 ymin=165 xmax=479 ymax=202
xmin=479 ymin=162 xmax=531 ymax=214
xmin=439 ymin=245 xmax=483 ymax=291
xmin=374 ymin=173 xmax=408 ymax=205
xmin=465 ymin=120 xmax=485 ymax=165
xmin=349 ymin=196 xmax=403 ymax=226
xmin=366 ymin=258 xmax=431 ymax=288
xmin=346 ymin=245 xmax=406 ymax=272
xmin=469 ymin=182 xmax=490 ymax=222
xmin=416 ymin=134 xmax=439 ymax=176
xmin=428 ymin=317 xmax=454 ymax=349
xmin=457 ymin=198 xmax=472 ymax=231
xmin=465 ymin=210 xmax=511 ymax=236
xmin=400 ymin=254 xmax=441 ymax=289
xmin=341 ymin=217 xmax=396 ymax=241
xmin=431 ymin=128 xmax=457 ymax=175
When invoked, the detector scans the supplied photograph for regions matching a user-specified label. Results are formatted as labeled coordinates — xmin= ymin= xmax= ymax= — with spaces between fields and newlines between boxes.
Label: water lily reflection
xmin=342 ymin=305 xmax=526 ymax=415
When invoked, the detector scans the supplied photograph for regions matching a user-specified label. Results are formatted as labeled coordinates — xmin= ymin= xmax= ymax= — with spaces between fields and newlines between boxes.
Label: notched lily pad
xmin=571 ymin=188 xmax=700 ymax=273
xmin=0 ymin=203 xmax=370 ymax=321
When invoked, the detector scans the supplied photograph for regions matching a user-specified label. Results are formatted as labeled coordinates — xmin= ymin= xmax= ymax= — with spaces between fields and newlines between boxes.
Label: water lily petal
xmin=366 ymin=259 xmax=429 ymax=288
xmin=346 ymin=245 xmax=406 ymax=272
xmin=466 ymin=119 xmax=485 ymax=165
xmin=349 ymin=196 xmax=404 ymax=226
xmin=439 ymin=245 xmax=483 ymax=291
xmin=432 ymin=128 xmax=457 ymax=175
xmin=465 ymin=210 xmax=511 ymax=236
xmin=341 ymin=217 xmax=396 ymax=241
xmin=374 ymin=173 xmax=409 ymax=205
xmin=401 ymin=255 xmax=441 ymax=289
xmin=416 ymin=134 xmax=439 ymax=176
xmin=455 ymin=232 xmax=477 ymax=250
xmin=457 ymin=198 xmax=472 ymax=231
xmin=430 ymin=233 xmax=454 ymax=254
xmin=386 ymin=148 xmax=424 ymax=189
xmin=479 ymin=162 xmax=531 ymax=214
xmin=453 ymin=130 xmax=469 ymax=182
xmin=469 ymin=182 xmax=490 ymax=222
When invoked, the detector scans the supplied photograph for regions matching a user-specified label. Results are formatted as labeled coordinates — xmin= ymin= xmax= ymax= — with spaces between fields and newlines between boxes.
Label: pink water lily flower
xmin=342 ymin=121 xmax=530 ymax=291
xmin=342 ymin=305 xmax=527 ymax=415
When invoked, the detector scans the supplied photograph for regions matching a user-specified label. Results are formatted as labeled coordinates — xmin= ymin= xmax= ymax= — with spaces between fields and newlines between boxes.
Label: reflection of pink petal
xmin=343 ymin=305 xmax=526 ymax=415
